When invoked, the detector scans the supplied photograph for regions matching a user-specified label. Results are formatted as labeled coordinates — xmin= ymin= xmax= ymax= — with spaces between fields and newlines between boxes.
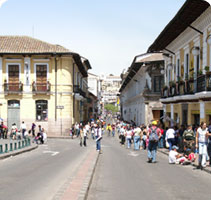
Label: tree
xmin=104 ymin=104 xmax=118 ymax=113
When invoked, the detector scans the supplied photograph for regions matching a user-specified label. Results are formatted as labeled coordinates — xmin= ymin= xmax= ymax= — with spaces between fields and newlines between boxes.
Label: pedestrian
xmin=95 ymin=124 xmax=102 ymax=152
xmin=83 ymin=125 xmax=87 ymax=147
xmin=31 ymin=123 xmax=36 ymax=137
xmin=106 ymin=124 xmax=112 ymax=136
xmin=195 ymin=122 xmax=209 ymax=169
xmin=75 ymin=123 xmax=80 ymax=137
xmin=133 ymin=126 xmax=141 ymax=150
xmin=119 ymin=126 xmax=126 ymax=146
xmin=147 ymin=121 xmax=161 ymax=163
xmin=79 ymin=124 xmax=84 ymax=147
xmin=141 ymin=125 xmax=147 ymax=150
xmin=11 ymin=123 xmax=17 ymax=140
xmin=183 ymin=125 xmax=195 ymax=152
xmin=21 ymin=121 xmax=26 ymax=139
xmin=158 ymin=125 xmax=164 ymax=148
xmin=125 ymin=126 xmax=132 ymax=149
xmin=169 ymin=145 xmax=188 ymax=164
xmin=112 ymin=124 xmax=116 ymax=137
xmin=165 ymin=126 xmax=175 ymax=151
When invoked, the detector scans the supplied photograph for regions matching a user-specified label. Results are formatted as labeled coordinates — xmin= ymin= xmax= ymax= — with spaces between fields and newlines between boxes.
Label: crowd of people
xmin=110 ymin=119 xmax=211 ymax=169
xmin=72 ymin=120 xmax=105 ymax=153
xmin=0 ymin=121 xmax=47 ymax=144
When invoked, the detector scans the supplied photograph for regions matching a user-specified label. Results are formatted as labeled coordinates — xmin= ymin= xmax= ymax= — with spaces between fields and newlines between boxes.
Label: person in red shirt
xmin=158 ymin=126 xmax=164 ymax=148
xmin=112 ymin=124 xmax=116 ymax=137
xmin=147 ymin=121 xmax=161 ymax=163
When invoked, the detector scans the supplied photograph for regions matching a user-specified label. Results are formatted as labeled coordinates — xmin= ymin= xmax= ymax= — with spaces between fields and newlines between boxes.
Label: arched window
xmin=36 ymin=100 xmax=48 ymax=121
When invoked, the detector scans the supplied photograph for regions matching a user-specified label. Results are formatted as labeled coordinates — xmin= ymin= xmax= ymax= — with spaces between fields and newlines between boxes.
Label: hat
xmin=152 ymin=121 xmax=157 ymax=126
xmin=172 ymin=145 xmax=179 ymax=150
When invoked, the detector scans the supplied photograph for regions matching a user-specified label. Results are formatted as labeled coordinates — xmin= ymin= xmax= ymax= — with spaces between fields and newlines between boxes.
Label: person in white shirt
xmin=169 ymin=145 xmax=187 ymax=164
xmin=83 ymin=126 xmax=87 ymax=147
xmin=196 ymin=122 xmax=209 ymax=169
xmin=165 ymin=127 xmax=175 ymax=151
xmin=125 ymin=127 xmax=132 ymax=149
xmin=95 ymin=124 xmax=102 ymax=152
xmin=119 ymin=126 xmax=126 ymax=145
xmin=21 ymin=121 xmax=27 ymax=139
xmin=85 ymin=123 xmax=90 ymax=135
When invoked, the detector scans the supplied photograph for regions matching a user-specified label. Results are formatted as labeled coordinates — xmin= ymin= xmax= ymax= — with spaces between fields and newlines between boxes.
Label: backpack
xmin=149 ymin=127 xmax=159 ymax=142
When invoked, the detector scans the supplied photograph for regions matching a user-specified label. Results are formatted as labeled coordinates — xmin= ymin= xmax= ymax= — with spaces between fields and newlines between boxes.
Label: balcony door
xmin=36 ymin=64 xmax=47 ymax=91
xmin=8 ymin=64 xmax=19 ymax=91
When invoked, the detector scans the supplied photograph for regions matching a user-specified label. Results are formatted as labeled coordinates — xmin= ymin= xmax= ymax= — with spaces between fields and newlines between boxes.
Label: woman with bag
xmin=195 ymin=122 xmax=209 ymax=169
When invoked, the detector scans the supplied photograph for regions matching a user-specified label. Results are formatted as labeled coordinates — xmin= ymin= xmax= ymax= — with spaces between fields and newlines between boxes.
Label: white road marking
xmin=43 ymin=151 xmax=59 ymax=156
xmin=128 ymin=151 xmax=139 ymax=157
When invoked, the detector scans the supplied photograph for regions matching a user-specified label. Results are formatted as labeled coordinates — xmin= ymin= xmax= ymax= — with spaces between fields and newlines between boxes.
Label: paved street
xmin=87 ymin=136 xmax=211 ymax=200
xmin=0 ymin=138 xmax=97 ymax=200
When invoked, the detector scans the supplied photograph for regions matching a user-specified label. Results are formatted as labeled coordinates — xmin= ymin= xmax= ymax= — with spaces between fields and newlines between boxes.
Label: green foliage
xmin=104 ymin=104 xmax=118 ymax=113
xmin=204 ymin=66 xmax=210 ymax=72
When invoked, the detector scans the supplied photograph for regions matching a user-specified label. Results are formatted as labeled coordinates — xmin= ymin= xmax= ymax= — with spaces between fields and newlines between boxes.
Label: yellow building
xmin=148 ymin=0 xmax=211 ymax=127
xmin=0 ymin=36 xmax=91 ymax=136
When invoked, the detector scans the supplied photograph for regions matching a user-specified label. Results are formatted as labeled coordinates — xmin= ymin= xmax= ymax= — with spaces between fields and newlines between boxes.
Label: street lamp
xmin=161 ymin=69 xmax=165 ymax=75
xmin=191 ymin=46 xmax=200 ymax=56
xmin=206 ymin=34 xmax=211 ymax=45
xmin=167 ymin=63 xmax=173 ymax=71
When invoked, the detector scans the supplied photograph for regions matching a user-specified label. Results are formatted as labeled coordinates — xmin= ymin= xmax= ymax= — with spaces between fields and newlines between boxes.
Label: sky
xmin=0 ymin=0 xmax=187 ymax=76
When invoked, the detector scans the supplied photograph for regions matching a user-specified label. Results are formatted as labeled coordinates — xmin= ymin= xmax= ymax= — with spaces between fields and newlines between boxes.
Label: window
xmin=185 ymin=54 xmax=189 ymax=79
xmin=153 ymin=76 xmax=164 ymax=93
xmin=36 ymin=100 xmax=48 ymax=121
xmin=177 ymin=59 xmax=180 ymax=81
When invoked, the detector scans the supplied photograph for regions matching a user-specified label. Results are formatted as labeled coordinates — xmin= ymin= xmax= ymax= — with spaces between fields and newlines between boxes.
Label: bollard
xmin=25 ymin=139 xmax=28 ymax=146
xmin=14 ymin=143 xmax=17 ymax=150
xmin=18 ymin=141 xmax=21 ymax=149
xmin=28 ymin=138 xmax=31 ymax=146
xmin=22 ymin=140 xmax=24 ymax=148
xmin=10 ymin=143 xmax=13 ymax=151
xmin=0 ymin=145 xmax=3 ymax=154
xmin=5 ymin=144 xmax=8 ymax=153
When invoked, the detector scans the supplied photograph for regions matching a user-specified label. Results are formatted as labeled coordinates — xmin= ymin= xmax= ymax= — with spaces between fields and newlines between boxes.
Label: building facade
xmin=0 ymin=36 xmax=91 ymax=136
xmin=100 ymin=74 xmax=121 ymax=105
xmin=119 ymin=53 xmax=164 ymax=126
xmin=148 ymin=0 xmax=211 ymax=127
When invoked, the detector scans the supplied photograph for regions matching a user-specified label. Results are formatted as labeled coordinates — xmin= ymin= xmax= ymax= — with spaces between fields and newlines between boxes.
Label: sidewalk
xmin=158 ymin=148 xmax=211 ymax=174
xmin=0 ymin=137 xmax=38 ymax=160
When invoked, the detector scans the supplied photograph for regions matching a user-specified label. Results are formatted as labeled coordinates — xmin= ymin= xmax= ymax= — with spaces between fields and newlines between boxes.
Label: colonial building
xmin=100 ymin=74 xmax=121 ymax=105
xmin=88 ymin=72 xmax=102 ymax=115
xmin=0 ymin=36 xmax=91 ymax=136
xmin=119 ymin=53 xmax=164 ymax=126
xmin=148 ymin=0 xmax=211 ymax=127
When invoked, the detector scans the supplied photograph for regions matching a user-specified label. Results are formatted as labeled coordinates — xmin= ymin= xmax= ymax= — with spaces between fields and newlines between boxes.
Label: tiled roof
xmin=0 ymin=36 xmax=73 ymax=54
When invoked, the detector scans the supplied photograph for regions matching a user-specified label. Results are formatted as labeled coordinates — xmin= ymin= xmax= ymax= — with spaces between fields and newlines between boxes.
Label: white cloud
xmin=0 ymin=0 xmax=8 ymax=8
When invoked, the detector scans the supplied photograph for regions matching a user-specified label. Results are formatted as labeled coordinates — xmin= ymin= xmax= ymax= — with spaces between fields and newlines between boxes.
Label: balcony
xmin=196 ymin=74 xmax=211 ymax=92
xmin=161 ymin=73 xmax=211 ymax=101
xmin=73 ymin=85 xmax=86 ymax=98
xmin=32 ymin=81 xmax=51 ymax=94
xmin=4 ymin=82 xmax=23 ymax=94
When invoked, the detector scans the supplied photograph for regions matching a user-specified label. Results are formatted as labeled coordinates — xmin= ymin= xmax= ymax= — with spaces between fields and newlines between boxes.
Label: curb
xmin=158 ymin=149 xmax=211 ymax=174
xmin=0 ymin=144 xmax=38 ymax=160
xmin=47 ymin=136 xmax=76 ymax=139
xmin=84 ymin=152 xmax=100 ymax=200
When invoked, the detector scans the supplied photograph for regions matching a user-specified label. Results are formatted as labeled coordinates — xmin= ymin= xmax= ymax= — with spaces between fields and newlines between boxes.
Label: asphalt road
xmin=87 ymin=135 xmax=211 ymax=200
xmin=0 ymin=138 xmax=96 ymax=200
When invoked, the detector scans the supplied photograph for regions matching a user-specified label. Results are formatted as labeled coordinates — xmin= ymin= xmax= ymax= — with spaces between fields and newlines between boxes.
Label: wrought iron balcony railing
xmin=32 ymin=81 xmax=51 ymax=93
xmin=4 ymin=82 xmax=23 ymax=94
